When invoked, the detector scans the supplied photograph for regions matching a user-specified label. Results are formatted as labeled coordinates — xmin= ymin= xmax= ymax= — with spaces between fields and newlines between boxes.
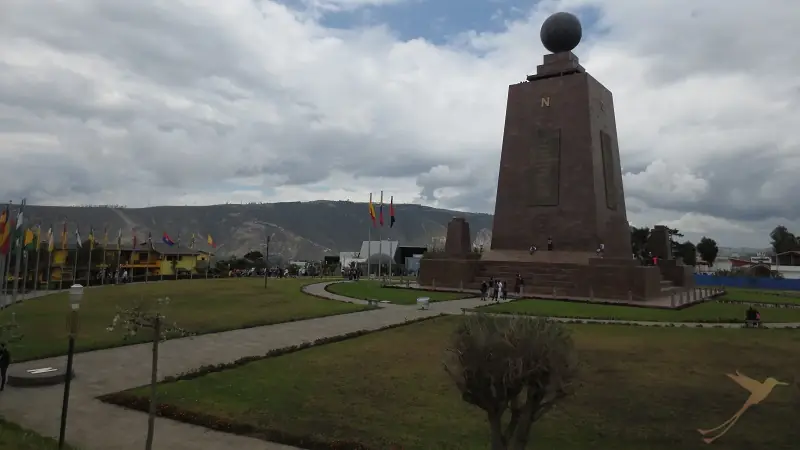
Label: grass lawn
xmin=0 ymin=278 xmax=370 ymax=362
xmin=326 ymin=280 xmax=469 ymax=304
xmin=478 ymin=299 xmax=800 ymax=323
xmin=0 ymin=417 xmax=77 ymax=449
xmin=722 ymin=288 xmax=800 ymax=305
xmin=124 ymin=317 xmax=800 ymax=450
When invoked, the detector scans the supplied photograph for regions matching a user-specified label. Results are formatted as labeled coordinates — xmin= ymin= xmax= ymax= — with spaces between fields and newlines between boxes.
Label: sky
xmin=1 ymin=0 xmax=799 ymax=248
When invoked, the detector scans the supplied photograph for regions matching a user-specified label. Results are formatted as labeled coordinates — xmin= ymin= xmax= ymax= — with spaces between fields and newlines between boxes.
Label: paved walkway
xmin=1 ymin=280 xmax=798 ymax=450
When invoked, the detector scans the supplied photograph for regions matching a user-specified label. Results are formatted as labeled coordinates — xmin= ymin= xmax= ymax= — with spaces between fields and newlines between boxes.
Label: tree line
xmin=769 ymin=225 xmax=800 ymax=264
xmin=630 ymin=226 xmax=719 ymax=267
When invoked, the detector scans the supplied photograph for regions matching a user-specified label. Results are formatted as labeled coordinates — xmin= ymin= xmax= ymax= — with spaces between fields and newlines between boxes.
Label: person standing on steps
xmin=547 ymin=237 xmax=553 ymax=251
xmin=0 ymin=343 xmax=10 ymax=391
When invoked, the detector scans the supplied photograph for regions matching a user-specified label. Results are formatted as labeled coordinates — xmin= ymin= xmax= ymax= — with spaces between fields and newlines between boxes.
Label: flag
xmin=47 ymin=226 xmax=55 ymax=252
xmin=379 ymin=191 xmax=384 ymax=226
xmin=23 ymin=228 xmax=35 ymax=250
xmin=176 ymin=232 xmax=181 ymax=248
xmin=0 ymin=203 xmax=10 ymax=255
xmin=12 ymin=200 xmax=25 ymax=254
xmin=88 ymin=227 xmax=95 ymax=250
xmin=132 ymin=228 xmax=138 ymax=249
xmin=75 ymin=227 xmax=83 ymax=249
xmin=35 ymin=224 xmax=41 ymax=248
xmin=148 ymin=231 xmax=154 ymax=250
xmin=0 ymin=217 xmax=13 ymax=256
xmin=390 ymin=196 xmax=396 ymax=228
xmin=60 ymin=221 xmax=68 ymax=250
xmin=368 ymin=193 xmax=376 ymax=227
xmin=116 ymin=228 xmax=122 ymax=250
xmin=162 ymin=232 xmax=175 ymax=246
xmin=102 ymin=226 xmax=108 ymax=249
xmin=189 ymin=233 xmax=196 ymax=249
xmin=207 ymin=234 xmax=216 ymax=248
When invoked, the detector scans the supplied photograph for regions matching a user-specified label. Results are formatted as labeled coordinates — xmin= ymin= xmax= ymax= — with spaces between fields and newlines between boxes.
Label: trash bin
xmin=417 ymin=297 xmax=430 ymax=310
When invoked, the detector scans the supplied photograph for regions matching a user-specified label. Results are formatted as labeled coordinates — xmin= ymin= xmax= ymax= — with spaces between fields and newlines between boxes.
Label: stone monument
xmin=419 ymin=12 xmax=693 ymax=301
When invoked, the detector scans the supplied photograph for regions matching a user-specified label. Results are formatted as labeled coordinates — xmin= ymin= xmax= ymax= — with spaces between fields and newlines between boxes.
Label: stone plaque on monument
xmin=529 ymin=128 xmax=561 ymax=206
xmin=600 ymin=131 xmax=618 ymax=210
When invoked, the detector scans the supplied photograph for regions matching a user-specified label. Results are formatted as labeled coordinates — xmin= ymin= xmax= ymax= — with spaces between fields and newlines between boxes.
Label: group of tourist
xmin=479 ymin=274 xmax=525 ymax=302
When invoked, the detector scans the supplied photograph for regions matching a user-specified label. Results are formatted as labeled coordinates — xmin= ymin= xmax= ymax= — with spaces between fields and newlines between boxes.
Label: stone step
xmin=478 ymin=267 xmax=583 ymax=275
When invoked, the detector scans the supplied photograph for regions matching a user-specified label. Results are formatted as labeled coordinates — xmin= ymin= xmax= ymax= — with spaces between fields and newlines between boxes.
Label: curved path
xmin=306 ymin=280 xmax=800 ymax=329
xmin=1 ymin=281 xmax=798 ymax=450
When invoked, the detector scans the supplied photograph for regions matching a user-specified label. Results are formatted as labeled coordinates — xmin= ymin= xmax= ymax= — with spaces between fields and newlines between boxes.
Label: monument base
xmin=420 ymin=249 xmax=687 ymax=302
xmin=7 ymin=362 xmax=74 ymax=387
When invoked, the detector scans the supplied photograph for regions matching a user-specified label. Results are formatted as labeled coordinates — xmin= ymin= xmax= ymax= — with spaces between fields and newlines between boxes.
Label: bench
xmin=744 ymin=319 xmax=761 ymax=328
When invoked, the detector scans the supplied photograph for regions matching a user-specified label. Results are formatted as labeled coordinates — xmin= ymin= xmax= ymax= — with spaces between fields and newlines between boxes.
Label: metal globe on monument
xmin=540 ymin=12 xmax=582 ymax=53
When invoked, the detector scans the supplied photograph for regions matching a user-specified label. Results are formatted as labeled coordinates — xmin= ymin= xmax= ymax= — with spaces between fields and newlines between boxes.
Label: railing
xmin=694 ymin=274 xmax=800 ymax=291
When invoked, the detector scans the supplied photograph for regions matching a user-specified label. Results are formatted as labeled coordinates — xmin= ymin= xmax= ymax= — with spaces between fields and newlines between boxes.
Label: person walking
xmin=480 ymin=280 xmax=488 ymax=301
xmin=0 ymin=343 xmax=11 ymax=391
xmin=501 ymin=281 xmax=508 ymax=301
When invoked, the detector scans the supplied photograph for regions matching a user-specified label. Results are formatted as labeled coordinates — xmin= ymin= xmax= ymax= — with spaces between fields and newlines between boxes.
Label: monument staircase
xmin=467 ymin=250 xmax=681 ymax=297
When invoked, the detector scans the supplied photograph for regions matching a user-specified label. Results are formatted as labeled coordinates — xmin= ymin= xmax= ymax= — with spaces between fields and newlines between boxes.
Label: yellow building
xmin=34 ymin=241 xmax=212 ymax=285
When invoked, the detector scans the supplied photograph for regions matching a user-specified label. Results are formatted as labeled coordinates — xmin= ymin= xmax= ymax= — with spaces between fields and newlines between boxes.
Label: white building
xmin=359 ymin=240 xmax=400 ymax=265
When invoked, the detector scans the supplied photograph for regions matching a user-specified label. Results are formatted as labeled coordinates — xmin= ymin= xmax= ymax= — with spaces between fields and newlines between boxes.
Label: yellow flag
xmin=47 ymin=227 xmax=54 ymax=252
xmin=35 ymin=225 xmax=41 ymax=246
xmin=23 ymin=228 xmax=34 ymax=248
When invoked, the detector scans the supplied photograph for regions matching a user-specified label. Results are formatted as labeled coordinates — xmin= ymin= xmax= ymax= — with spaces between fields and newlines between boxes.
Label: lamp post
xmin=58 ymin=284 xmax=83 ymax=449
xmin=262 ymin=235 xmax=271 ymax=289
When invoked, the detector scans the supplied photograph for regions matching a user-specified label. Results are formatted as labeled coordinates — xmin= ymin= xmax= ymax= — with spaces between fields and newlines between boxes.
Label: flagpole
xmin=21 ymin=251 xmax=29 ymax=296
xmin=160 ymin=233 xmax=165 ymax=282
xmin=46 ymin=247 xmax=53 ymax=291
xmin=11 ymin=199 xmax=26 ymax=304
xmin=58 ymin=220 xmax=66 ymax=291
xmin=86 ymin=233 xmax=93 ymax=287
xmin=72 ymin=245 xmax=78 ymax=285
xmin=145 ymin=233 xmax=151 ymax=284
xmin=0 ymin=252 xmax=5 ymax=304
xmin=2 ymin=253 xmax=11 ymax=306
xmin=367 ymin=193 xmax=372 ymax=278
xmin=378 ymin=191 xmax=383 ymax=279
xmin=33 ymin=226 xmax=41 ymax=292
xmin=388 ymin=196 xmax=393 ymax=279
xmin=0 ymin=201 xmax=11 ymax=304
xmin=116 ymin=246 xmax=121 ymax=284
xmin=102 ymin=228 xmax=107 ymax=285
xmin=72 ymin=225 xmax=79 ymax=286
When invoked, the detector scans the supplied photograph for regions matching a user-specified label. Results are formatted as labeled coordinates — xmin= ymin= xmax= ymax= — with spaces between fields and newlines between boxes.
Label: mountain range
xmin=9 ymin=201 xmax=494 ymax=261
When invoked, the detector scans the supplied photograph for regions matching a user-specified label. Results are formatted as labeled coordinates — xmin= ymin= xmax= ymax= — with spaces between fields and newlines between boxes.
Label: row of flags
xmin=367 ymin=192 xmax=396 ymax=228
xmin=0 ymin=205 xmax=218 ymax=256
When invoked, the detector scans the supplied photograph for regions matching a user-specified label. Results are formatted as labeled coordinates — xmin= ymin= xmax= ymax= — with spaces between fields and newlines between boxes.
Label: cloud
xmin=0 ymin=0 xmax=799 ymax=247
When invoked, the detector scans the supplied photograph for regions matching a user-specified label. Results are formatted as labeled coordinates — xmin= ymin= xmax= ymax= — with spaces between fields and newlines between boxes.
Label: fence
xmin=694 ymin=274 xmax=800 ymax=291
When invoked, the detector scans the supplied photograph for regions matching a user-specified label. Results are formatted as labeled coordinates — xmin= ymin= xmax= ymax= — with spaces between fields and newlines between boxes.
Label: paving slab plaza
xmin=0 ymin=280 xmax=798 ymax=450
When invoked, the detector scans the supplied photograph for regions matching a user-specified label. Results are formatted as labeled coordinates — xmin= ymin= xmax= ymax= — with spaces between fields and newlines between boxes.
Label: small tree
xmin=696 ymin=237 xmax=719 ymax=267
xmin=0 ymin=315 xmax=23 ymax=345
xmin=443 ymin=314 xmax=577 ymax=450
xmin=107 ymin=297 xmax=191 ymax=450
